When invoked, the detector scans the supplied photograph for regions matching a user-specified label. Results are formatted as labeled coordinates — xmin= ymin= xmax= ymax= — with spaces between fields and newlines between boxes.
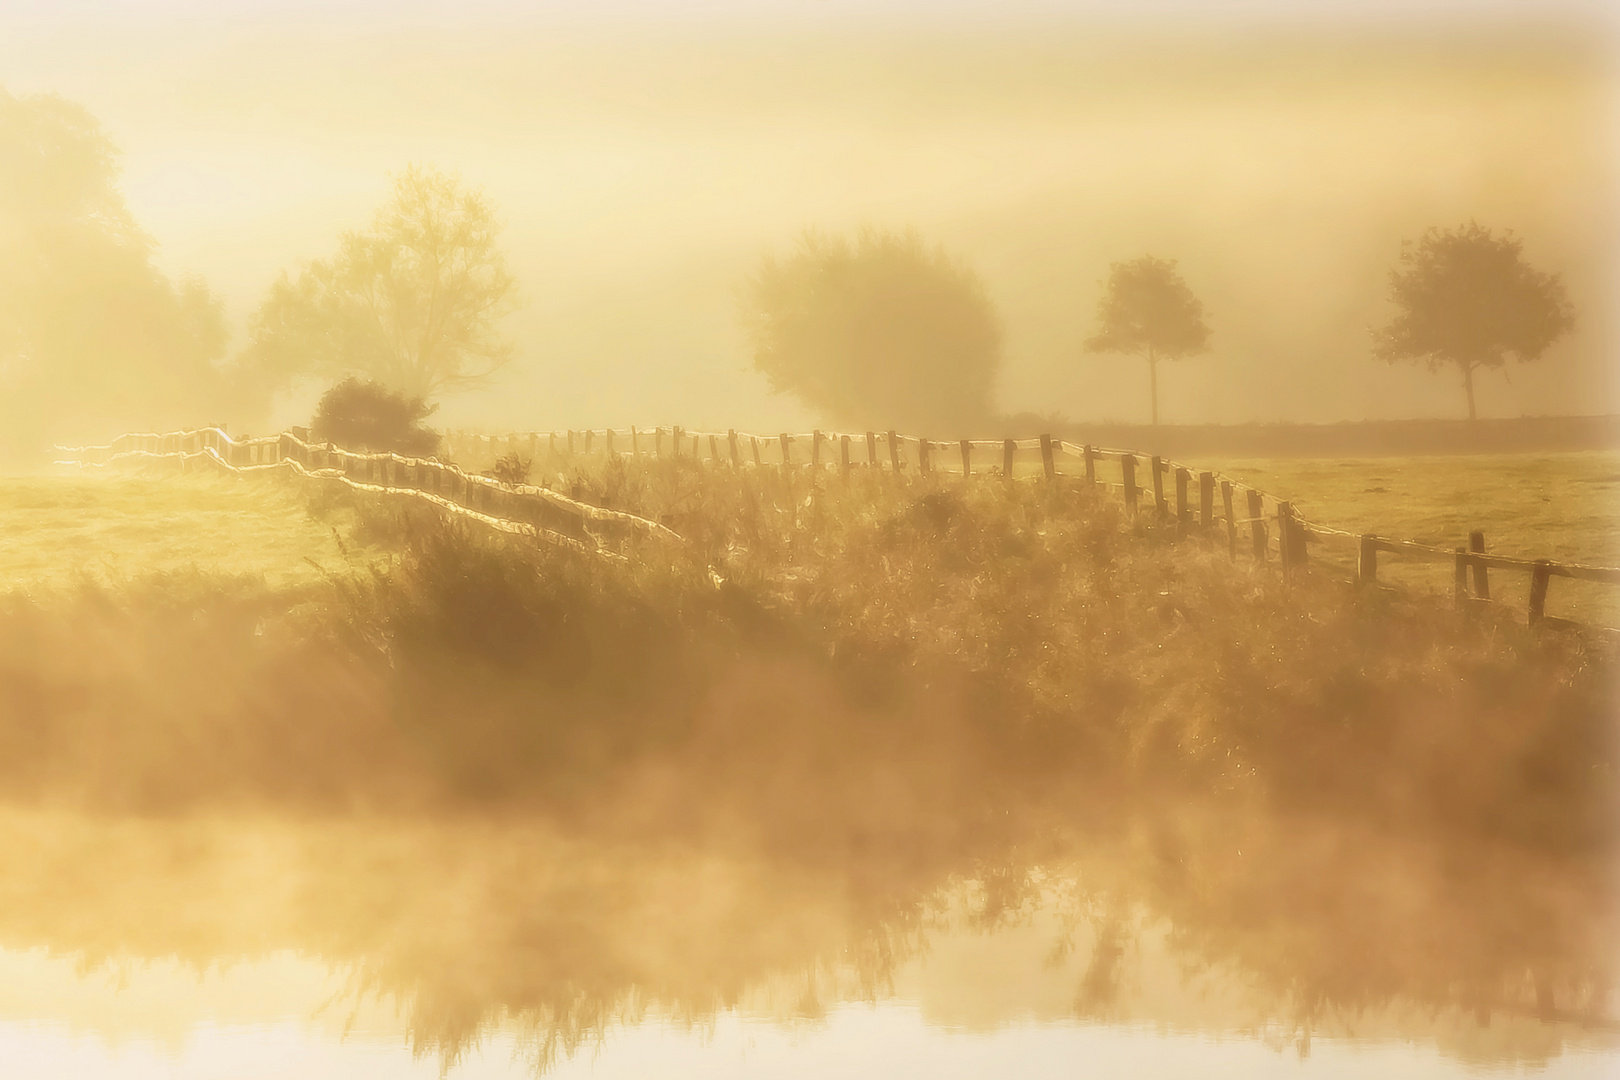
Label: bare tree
xmin=1084 ymin=256 xmax=1210 ymax=426
xmin=1373 ymin=222 xmax=1573 ymax=420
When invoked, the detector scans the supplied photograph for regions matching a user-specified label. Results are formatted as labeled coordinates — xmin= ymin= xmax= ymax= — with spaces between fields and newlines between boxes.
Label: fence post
xmin=779 ymin=433 xmax=791 ymax=467
xmin=584 ymin=430 xmax=593 ymax=454
xmin=567 ymin=430 xmax=575 ymax=455
xmin=1277 ymin=502 xmax=1294 ymax=566
xmin=1121 ymin=454 xmax=1138 ymax=515
xmin=1149 ymin=456 xmax=1165 ymax=516
xmin=812 ymin=430 xmax=823 ymax=468
xmin=631 ymin=427 xmax=640 ymax=458
xmin=1358 ymin=535 xmax=1379 ymax=585
xmin=960 ymin=439 xmax=972 ymax=477
xmin=709 ymin=434 xmax=721 ymax=463
xmin=1199 ymin=472 xmax=1214 ymax=528
xmin=1469 ymin=530 xmax=1490 ymax=600
xmin=1221 ymin=480 xmax=1237 ymax=558
xmin=888 ymin=430 xmax=901 ymax=472
xmin=1003 ymin=438 xmax=1015 ymax=480
xmin=605 ymin=429 xmax=615 ymax=457
xmin=919 ymin=437 xmax=931 ymax=475
xmin=841 ymin=434 xmax=851 ymax=477
xmin=866 ymin=431 xmax=878 ymax=468
xmin=1083 ymin=444 xmax=1095 ymax=484
xmin=1039 ymin=434 xmax=1054 ymax=480
xmin=691 ymin=433 xmax=699 ymax=459
xmin=729 ymin=429 xmax=741 ymax=468
xmin=1528 ymin=561 xmax=1552 ymax=625
xmin=1175 ymin=467 xmax=1190 ymax=523
xmin=1247 ymin=490 xmax=1267 ymax=562
xmin=752 ymin=436 xmax=762 ymax=468
xmin=672 ymin=426 xmax=683 ymax=458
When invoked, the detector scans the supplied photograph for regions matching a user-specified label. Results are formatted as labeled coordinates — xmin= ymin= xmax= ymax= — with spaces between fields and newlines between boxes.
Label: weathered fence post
xmin=1151 ymin=456 xmax=1167 ymax=516
xmin=1358 ymin=535 xmax=1379 ymax=586
xmin=567 ymin=430 xmax=576 ymax=455
xmin=584 ymin=430 xmax=594 ymax=454
xmin=672 ymin=426 xmax=683 ymax=458
xmin=812 ymin=430 xmax=823 ymax=468
xmin=1039 ymin=434 xmax=1055 ymax=480
xmin=841 ymin=434 xmax=851 ymax=477
xmin=655 ymin=428 xmax=665 ymax=458
xmin=690 ymin=433 xmax=699 ymax=458
xmin=752 ymin=436 xmax=762 ymax=467
xmin=1121 ymin=454 xmax=1138 ymax=515
xmin=1277 ymin=501 xmax=1294 ymax=566
xmin=605 ymin=429 xmax=615 ymax=456
xmin=888 ymin=430 xmax=901 ymax=472
xmin=960 ymin=439 xmax=972 ymax=477
xmin=918 ymin=437 xmax=931 ymax=475
xmin=1528 ymin=561 xmax=1552 ymax=625
xmin=1003 ymin=438 xmax=1016 ymax=480
xmin=1469 ymin=530 xmax=1490 ymax=600
xmin=1248 ymin=490 xmax=1267 ymax=562
xmin=709 ymin=434 xmax=721 ymax=463
xmin=631 ymin=427 xmax=640 ymax=458
xmin=1083 ymin=444 xmax=1096 ymax=484
xmin=866 ymin=431 xmax=878 ymax=468
xmin=779 ymin=433 xmax=792 ymax=467
xmin=1175 ymin=467 xmax=1190 ymax=523
xmin=729 ymin=429 xmax=741 ymax=468
xmin=1221 ymin=480 xmax=1236 ymax=558
xmin=1199 ymin=472 xmax=1214 ymax=529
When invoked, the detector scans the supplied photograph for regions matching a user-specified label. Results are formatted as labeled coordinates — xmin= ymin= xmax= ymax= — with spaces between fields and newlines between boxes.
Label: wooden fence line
xmin=55 ymin=427 xmax=679 ymax=555
xmin=58 ymin=424 xmax=1619 ymax=630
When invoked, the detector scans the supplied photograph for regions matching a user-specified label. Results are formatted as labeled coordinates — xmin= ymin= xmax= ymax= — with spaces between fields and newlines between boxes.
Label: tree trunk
xmin=1148 ymin=351 xmax=1159 ymax=426
xmin=1463 ymin=363 xmax=1477 ymax=421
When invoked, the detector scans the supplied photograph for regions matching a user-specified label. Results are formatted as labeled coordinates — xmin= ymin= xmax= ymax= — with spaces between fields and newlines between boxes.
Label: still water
xmin=0 ymin=809 xmax=1610 ymax=1079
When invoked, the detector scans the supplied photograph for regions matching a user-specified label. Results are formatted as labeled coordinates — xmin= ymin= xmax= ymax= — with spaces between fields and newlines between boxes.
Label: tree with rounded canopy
xmin=1372 ymin=222 xmax=1573 ymax=421
xmin=310 ymin=377 xmax=440 ymax=456
xmin=1083 ymin=256 xmax=1210 ymax=427
xmin=741 ymin=228 xmax=1001 ymax=434
xmin=0 ymin=89 xmax=231 ymax=457
xmin=244 ymin=165 xmax=516 ymax=403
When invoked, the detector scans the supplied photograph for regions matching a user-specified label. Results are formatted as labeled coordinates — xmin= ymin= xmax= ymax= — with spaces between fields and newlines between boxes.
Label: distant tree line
xmin=0 ymin=85 xmax=1580 ymax=460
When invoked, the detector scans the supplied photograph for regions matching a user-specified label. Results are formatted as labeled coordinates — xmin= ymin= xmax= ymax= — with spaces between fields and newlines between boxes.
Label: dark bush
xmin=310 ymin=378 xmax=441 ymax=455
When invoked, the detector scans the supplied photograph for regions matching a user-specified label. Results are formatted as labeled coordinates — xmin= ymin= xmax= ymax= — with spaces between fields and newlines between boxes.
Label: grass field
xmin=5 ymin=450 xmax=1618 ymax=624
xmin=0 ymin=472 xmax=380 ymax=591
xmin=1194 ymin=450 xmax=1620 ymax=627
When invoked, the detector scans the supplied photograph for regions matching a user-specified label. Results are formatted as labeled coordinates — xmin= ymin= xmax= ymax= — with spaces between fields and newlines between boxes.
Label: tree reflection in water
xmin=0 ymin=793 xmax=1607 ymax=1074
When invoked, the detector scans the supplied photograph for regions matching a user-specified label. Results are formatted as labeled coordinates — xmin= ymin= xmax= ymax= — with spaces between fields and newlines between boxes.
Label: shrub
xmin=310 ymin=377 xmax=441 ymax=455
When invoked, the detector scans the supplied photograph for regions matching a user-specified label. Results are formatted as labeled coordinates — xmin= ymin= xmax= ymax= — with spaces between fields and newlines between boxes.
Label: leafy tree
xmin=310 ymin=377 xmax=440 ymax=456
xmin=1372 ymin=222 xmax=1573 ymax=420
xmin=0 ymin=89 xmax=232 ymax=457
xmin=245 ymin=166 xmax=516 ymax=402
xmin=741 ymin=228 xmax=1001 ymax=434
xmin=1084 ymin=256 xmax=1210 ymax=426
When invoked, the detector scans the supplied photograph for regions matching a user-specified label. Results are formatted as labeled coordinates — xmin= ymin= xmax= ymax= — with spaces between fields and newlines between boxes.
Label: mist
xmin=2 ymin=5 xmax=1612 ymax=441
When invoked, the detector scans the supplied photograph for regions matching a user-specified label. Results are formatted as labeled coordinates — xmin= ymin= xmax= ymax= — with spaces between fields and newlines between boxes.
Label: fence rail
xmin=57 ymin=423 xmax=1620 ymax=630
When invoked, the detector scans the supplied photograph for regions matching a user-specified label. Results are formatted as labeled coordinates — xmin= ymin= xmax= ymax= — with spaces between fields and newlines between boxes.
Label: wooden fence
xmin=444 ymin=424 xmax=1620 ymax=630
xmin=55 ymin=427 xmax=679 ymax=555
xmin=58 ymin=423 xmax=1620 ymax=629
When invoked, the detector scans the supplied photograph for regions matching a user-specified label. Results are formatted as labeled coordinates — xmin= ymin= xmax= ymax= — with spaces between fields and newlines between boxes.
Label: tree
xmin=244 ymin=166 xmax=516 ymax=403
xmin=1372 ymin=222 xmax=1573 ymax=420
xmin=1084 ymin=256 xmax=1210 ymax=426
xmin=741 ymin=228 xmax=1001 ymax=434
xmin=310 ymin=378 xmax=440 ymax=456
xmin=0 ymin=89 xmax=232 ymax=457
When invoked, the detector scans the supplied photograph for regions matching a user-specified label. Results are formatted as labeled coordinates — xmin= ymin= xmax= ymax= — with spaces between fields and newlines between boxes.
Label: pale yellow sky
xmin=2 ymin=8 xmax=1613 ymax=431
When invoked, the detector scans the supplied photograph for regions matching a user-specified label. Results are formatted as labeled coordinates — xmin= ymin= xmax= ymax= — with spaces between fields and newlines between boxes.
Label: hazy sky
xmin=2 ymin=0 xmax=1614 ymax=433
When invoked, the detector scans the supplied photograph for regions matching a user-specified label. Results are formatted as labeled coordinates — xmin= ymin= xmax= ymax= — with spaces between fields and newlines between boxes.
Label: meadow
xmin=0 ymin=450 xmax=1612 ymax=1068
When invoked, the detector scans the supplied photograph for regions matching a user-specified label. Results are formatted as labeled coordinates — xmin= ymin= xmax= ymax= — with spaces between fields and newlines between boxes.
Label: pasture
xmin=1200 ymin=450 xmax=1620 ymax=626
